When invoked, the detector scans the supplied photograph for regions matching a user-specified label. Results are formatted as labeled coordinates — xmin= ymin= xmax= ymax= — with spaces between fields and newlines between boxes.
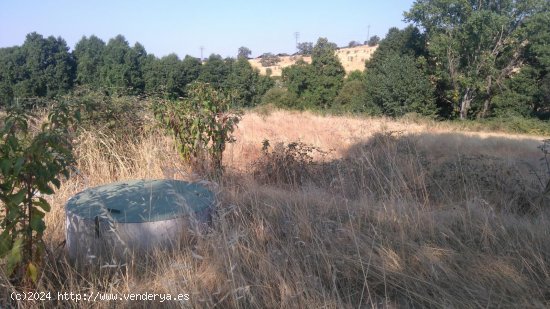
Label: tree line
xmin=1 ymin=0 xmax=549 ymax=121
xmin=0 ymin=33 xmax=273 ymax=108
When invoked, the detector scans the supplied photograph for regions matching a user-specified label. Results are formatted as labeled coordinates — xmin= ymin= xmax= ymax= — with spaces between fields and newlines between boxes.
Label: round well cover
xmin=66 ymin=179 xmax=214 ymax=223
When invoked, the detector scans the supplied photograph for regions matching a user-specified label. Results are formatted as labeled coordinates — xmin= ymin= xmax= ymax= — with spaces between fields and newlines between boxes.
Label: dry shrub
xmin=251 ymin=131 xmax=545 ymax=214
xmin=251 ymin=140 xmax=329 ymax=186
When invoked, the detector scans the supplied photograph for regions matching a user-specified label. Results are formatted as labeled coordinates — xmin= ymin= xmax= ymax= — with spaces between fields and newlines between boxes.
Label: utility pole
xmin=200 ymin=46 xmax=204 ymax=61
xmin=294 ymin=32 xmax=300 ymax=51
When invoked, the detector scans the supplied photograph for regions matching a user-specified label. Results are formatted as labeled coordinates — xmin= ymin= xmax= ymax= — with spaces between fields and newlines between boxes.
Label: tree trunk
xmin=478 ymin=76 xmax=493 ymax=119
xmin=460 ymin=89 xmax=473 ymax=120
xmin=479 ymin=98 xmax=491 ymax=119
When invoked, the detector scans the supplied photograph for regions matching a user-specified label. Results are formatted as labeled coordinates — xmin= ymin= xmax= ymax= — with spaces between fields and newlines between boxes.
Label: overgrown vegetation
xmin=0 ymin=0 xmax=549 ymax=307
xmin=1 ymin=109 xmax=548 ymax=308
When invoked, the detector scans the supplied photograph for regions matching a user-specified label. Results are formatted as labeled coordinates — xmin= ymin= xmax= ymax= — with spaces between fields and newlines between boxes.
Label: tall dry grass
xmin=1 ymin=109 xmax=549 ymax=308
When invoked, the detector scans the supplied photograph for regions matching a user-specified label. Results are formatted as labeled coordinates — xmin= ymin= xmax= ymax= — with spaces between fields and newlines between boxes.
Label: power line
xmin=294 ymin=32 xmax=300 ymax=51
xmin=200 ymin=46 xmax=204 ymax=61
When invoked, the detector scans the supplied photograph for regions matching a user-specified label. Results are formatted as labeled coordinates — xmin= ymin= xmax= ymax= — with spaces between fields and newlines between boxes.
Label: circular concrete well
xmin=65 ymin=179 xmax=214 ymax=263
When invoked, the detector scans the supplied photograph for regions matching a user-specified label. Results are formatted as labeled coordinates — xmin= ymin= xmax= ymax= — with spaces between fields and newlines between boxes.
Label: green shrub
xmin=0 ymin=101 xmax=78 ymax=286
xmin=66 ymin=87 xmax=148 ymax=136
xmin=454 ymin=116 xmax=550 ymax=136
xmin=364 ymin=53 xmax=436 ymax=117
xmin=154 ymin=82 xmax=241 ymax=175
xmin=260 ymin=87 xmax=298 ymax=109
xmin=333 ymin=80 xmax=381 ymax=115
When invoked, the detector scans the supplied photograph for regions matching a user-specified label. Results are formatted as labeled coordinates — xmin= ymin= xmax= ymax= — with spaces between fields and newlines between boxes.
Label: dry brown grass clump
xmin=1 ymin=109 xmax=549 ymax=308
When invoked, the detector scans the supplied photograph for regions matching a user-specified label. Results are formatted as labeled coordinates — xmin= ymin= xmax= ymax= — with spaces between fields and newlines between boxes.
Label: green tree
xmin=261 ymin=87 xmax=298 ymax=108
xmin=181 ymin=55 xmax=202 ymax=88
xmin=367 ymin=35 xmax=381 ymax=47
xmin=491 ymin=7 xmax=550 ymax=119
xmin=361 ymin=26 xmax=435 ymax=117
xmin=348 ymin=41 xmax=361 ymax=48
xmin=237 ymin=46 xmax=252 ymax=59
xmin=310 ymin=38 xmax=345 ymax=109
xmin=491 ymin=66 xmax=540 ymax=117
xmin=346 ymin=70 xmax=364 ymax=81
xmin=3 ymin=33 xmax=75 ymax=102
xmin=281 ymin=59 xmax=314 ymax=109
xmin=334 ymin=79 xmax=379 ymax=114
xmin=224 ymin=57 xmax=274 ymax=107
xmin=143 ymin=54 xmax=187 ymax=98
xmin=141 ymin=54 xmax=160 ymax=95
xmin=73 ymin=35 xmax=105 ymax=88
xmin=405 ymin=0 xmax=548 ymax=119
xmin=0 ymin=47 xmax=25 ymax=105
xmin=198 ymin=54 xmax=231 ymax=88
xmin=99 ymin=35 xmax=144 ymax=95
xmin=334 ymin=71 xmax=378 ymax=114
xmin=283 ymin=38 xmax=345 ymax=109
xmin=364 ymin=52 xmax=436 ymax=117
xmin=369 ymin=26 xmax=426 ymax=63
xmin=296 ymin=42 xmax=313 ymax=55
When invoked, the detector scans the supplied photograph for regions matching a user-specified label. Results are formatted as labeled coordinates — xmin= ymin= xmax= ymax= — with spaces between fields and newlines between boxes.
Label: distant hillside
xmin=249 ymin=44 xmax=378 ymax=76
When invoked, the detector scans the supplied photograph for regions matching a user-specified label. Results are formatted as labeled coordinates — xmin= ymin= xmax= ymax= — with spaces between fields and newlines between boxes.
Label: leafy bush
xmin=453 ymin=116 xmax=550 ymax=136
xmin=67 ymin=87 xmax=148 ymax=135
xmin=364 ymin=53 xmax=436 ymax=117
xmin=154 ymin=82 xmax=241 ymax=175
xmin=0 ymin=102 xmax=78 ymax=286
xmin=333 ymin=79 xmax=381 ymax=115
xmin=260 ymin=87 xmax=298 ymax=109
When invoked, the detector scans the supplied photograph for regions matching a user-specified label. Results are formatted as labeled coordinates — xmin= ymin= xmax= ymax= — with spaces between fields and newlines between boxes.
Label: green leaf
xmin=33 ymin=197 xmax=51 ymax=212
xmin=0 ymin=159 xmax=11 ymax=175
xmin=30 ymin=215 xmax=46 ymax=234
xmin=10 ymin=190 xmax=26 ymax=206
xmin=7 ymin=238 xmax=23 ymax=276
xmin=37 ymin=182 xmax=55 ymax=195
xmin=32 ymin=206 xmax=46 ymax=217
xmin=51 ymin=178 xmax=61 ymax=189
xmin=27 ymin=262 xmax=38 ymax=283
xmin=13 ymin=157 xmax=25 ymax=175
xmin=0 ymin=232 xmax=12 ymax=256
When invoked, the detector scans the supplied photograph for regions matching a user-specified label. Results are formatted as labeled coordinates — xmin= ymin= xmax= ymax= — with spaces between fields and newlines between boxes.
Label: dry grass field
xmin=1 ymin=109 xmax=549 ymax=308
xmin=249 ymin=45 xmax=378 ymax=76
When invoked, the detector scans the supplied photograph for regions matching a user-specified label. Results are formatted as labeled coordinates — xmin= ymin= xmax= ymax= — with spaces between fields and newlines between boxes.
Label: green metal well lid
xmin=66 ymin=179 xmax=214 ymax=223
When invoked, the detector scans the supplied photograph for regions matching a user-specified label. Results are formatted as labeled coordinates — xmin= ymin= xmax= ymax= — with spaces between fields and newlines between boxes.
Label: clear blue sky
xmin=0 ymin=0 xmax=416 ymax=59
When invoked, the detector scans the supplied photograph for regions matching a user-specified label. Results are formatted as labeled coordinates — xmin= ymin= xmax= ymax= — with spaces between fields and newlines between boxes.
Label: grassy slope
xmin=1 ymin=109 xmax=549 ymax=308
xmin=249 ymin=45 xmax=378 ymax=76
